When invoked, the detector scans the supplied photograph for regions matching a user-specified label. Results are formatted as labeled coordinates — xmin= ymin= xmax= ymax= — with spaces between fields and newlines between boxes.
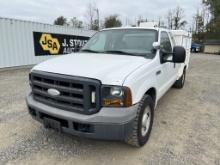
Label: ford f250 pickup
xmin=26 ymin=25 xmax=191 ymax=147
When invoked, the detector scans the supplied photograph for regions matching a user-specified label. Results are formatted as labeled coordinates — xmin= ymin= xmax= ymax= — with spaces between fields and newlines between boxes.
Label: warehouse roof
xmin=0 ymin=17 xmax=95 ymax=33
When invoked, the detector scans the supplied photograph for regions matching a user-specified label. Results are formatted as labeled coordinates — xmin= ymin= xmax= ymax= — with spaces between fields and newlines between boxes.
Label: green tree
xmin=203 ymin=0 xmax=220 ymax=39
xmin=203 ymin=0 xmax=220 ymax=18
xmin=54 ymin=16 xmax=68 ymax=26
xmin=104 ymin=15 xmax=122 ymax=28
xmin=205 ymin=17 xmax=220 ymax=39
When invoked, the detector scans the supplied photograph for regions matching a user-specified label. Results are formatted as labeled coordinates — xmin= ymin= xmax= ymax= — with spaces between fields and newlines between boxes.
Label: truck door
xmin=167 ymin=32 xmax=179 ymax=83
xmin=157 ymin=31 xmax=175 ymax=98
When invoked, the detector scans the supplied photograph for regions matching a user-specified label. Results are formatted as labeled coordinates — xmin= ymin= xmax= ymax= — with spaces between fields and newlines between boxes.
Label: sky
xmin=0 ymin=0 xmax=202 ymax=29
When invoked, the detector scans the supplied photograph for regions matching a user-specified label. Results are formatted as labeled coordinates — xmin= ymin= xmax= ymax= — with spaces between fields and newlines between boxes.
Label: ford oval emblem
xmin=47 ymin=88 xmax=60 ymax=96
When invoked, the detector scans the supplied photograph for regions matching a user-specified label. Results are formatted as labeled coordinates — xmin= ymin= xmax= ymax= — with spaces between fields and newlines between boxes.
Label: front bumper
xmin=26 ymin=94 xmax=138 ymax=140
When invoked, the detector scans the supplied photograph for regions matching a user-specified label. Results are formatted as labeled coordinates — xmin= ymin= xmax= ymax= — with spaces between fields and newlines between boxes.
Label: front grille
xmin=30 ymin=71 xmax=101 ymax=115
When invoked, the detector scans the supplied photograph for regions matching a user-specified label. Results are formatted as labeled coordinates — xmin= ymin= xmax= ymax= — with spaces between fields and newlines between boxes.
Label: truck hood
xmin=32 ymin=53 xmax=150 ymax=85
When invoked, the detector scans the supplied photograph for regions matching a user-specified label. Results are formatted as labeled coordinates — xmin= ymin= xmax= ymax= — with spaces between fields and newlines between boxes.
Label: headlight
xmin=101 ymin=85 xmax=132 ymax=107
xmin=110 ymin=87 xmax=123 ymax=97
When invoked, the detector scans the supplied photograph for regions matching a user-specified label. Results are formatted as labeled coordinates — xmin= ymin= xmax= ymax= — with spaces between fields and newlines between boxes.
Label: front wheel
xmin=125 ymin=95 xmax=154 ymax=147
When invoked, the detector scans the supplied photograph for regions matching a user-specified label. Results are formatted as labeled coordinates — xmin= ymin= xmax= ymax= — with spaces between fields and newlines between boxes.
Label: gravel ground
xmin=0 ymin=53 xmax=220 ymax=165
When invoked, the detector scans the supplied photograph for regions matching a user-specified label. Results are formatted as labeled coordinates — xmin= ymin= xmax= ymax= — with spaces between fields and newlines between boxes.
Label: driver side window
xmin=160 ymin=32 xmax=172 ymax=53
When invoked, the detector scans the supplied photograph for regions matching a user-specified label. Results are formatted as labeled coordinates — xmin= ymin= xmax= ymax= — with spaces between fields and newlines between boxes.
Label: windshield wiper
xmin=81 ymin=49 xmax=149 ymax=58
xmin=80 ymin=49 xmax=101 ymax=53
xmin=103 ymin=50 xmax=137 ymax=56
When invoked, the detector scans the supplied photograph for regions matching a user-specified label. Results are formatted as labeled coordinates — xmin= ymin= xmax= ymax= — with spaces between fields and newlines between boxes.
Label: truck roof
xmin=101 ymin=27 xmax=191 ymax=39
xmin=101 ymin=26 xmax=168 ymax=32
xmin=101 ymin=22 xmax=191 ymax=36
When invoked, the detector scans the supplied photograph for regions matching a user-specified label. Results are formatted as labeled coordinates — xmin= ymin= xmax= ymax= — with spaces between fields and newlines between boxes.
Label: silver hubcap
xmin=141 ymin=106 xmax=151 ymax=136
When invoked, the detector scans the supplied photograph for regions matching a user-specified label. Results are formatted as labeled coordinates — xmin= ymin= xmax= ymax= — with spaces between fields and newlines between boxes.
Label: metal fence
xmin=0 ymin=17 xmax=95 ymax=68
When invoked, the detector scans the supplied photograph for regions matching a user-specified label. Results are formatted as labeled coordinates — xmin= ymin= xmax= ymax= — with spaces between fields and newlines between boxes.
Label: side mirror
xmin=152 ymin=42 xmax=160 ymax=50
xmin=173 ymin=46 xmax=186 ymax=63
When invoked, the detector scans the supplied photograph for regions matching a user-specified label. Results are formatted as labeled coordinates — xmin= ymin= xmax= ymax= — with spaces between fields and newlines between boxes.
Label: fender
xmin=123 ymin=58 xmax=159 ymax=105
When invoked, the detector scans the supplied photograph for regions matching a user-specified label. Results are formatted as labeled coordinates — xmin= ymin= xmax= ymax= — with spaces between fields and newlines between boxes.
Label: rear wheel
xmin=125 ymin=95 xmax=154 ymax=147
xmin=173 ymin=68 xmax=186 ymax=89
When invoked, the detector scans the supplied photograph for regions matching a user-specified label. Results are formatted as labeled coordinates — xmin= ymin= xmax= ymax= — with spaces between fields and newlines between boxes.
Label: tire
xmin=125 ymin=95 xmax=154 ymax=147
xmin=173 ymin=68 xmax=186 ymax=89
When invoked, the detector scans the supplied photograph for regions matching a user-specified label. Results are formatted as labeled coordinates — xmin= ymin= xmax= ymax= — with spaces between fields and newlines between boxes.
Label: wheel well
xmin=145 ymin=88 xmax=156 ymax=103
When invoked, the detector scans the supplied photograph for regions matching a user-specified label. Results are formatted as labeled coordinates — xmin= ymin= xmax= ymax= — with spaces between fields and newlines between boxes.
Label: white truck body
xmin=26 ymin=26 xmax=191 ymax=146
xmin=171 ymin=30 xmax=192 ymax=76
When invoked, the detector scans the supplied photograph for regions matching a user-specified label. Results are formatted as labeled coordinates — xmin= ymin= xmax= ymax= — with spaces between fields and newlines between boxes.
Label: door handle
xmin=156 ymin=70 xmax=161 ymax=75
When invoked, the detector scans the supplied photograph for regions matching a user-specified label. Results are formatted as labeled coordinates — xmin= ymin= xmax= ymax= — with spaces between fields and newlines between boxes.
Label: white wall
xmin=204 ymin=45 xmax=220 ymax=54
xmin=0 ymin=18 xmax=95 ymax=68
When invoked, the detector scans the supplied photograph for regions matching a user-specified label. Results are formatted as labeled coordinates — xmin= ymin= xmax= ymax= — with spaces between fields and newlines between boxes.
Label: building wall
xmin=204 ymin=45 xmax=220 ymax=54
xmin=0 ymin=18 xmax=95 ymax=68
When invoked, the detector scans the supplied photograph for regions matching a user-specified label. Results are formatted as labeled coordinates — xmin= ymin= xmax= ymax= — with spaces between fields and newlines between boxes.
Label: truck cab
xmin=26 ymin=26 xmax=191 ymax=147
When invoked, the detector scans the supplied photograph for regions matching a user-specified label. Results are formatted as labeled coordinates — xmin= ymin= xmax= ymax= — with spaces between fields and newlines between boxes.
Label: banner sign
xmin=33 ymin=32 xmax=90 ymax=56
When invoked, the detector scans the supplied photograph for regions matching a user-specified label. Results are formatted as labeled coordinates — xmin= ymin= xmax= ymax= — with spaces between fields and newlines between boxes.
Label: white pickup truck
xmin=26 ymin=26 xmax=191 ymax=147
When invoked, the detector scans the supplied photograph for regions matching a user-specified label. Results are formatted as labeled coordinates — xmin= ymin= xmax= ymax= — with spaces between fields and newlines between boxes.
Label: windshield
xmin=81 ymin=29 xmax=158 ymax=58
